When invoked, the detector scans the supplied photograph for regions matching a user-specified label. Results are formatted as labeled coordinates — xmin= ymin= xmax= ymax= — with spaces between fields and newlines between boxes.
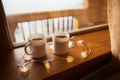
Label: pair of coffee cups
xmin=24 ymin=32 xmax=74 ymax=59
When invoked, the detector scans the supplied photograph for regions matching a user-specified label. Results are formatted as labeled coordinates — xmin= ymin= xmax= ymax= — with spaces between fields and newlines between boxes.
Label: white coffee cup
xmin=52 ymin=32 xmax=70 ymax=55
xmin=24 ymin=34 xmax=46 ymax=58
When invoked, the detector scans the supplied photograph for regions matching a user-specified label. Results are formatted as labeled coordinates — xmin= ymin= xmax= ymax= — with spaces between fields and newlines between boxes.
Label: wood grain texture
xmin=0 ymin=29 xmax=111 ymax=80
xmin=107 ymin=0 xmax=120 ymax=70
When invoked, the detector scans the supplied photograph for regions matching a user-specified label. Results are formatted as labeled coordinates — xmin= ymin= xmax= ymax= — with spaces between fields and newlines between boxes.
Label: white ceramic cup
xmin=52 ymin=32 xmax=70 ymax=55
xmin=24 ymin=34 xmax=46 ymax=58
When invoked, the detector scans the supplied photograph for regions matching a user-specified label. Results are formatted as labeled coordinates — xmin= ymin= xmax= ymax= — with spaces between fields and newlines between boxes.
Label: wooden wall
xmin=107 ymin=0 xmax=120 ymax=70
xmin=75 ymin=0 xmax=107 ymax=27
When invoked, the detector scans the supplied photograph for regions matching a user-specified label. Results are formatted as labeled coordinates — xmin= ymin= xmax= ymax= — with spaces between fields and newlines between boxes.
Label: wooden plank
xmin=107 ymin=0 xmax=120 ymax=70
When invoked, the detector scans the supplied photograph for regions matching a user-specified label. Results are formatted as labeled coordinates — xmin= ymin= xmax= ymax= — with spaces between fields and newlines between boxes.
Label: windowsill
xmin=0 ymin=28 xmax=111 ymax=80
xmin=69 ymin=23 xmax=108 ymax=36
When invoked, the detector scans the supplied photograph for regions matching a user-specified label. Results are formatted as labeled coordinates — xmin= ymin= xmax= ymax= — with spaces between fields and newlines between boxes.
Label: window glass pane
xmin=2 ymin=0 xmax=84 ymax=15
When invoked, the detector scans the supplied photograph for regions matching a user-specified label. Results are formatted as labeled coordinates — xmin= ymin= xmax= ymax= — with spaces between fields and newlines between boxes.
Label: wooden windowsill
xmin=0 ymin=29 xmax=111 ymax=80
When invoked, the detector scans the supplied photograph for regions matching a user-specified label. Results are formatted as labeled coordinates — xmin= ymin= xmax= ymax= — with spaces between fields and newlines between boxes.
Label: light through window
xmin=2 ymin=0 xmax=85 ymax=15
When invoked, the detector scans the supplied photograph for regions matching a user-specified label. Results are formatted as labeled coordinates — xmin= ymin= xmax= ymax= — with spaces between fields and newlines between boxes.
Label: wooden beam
xmin=0 ymin=0 xmax=12 ymax=52
xmin=107 ymin=0 xmax=120 ymax=70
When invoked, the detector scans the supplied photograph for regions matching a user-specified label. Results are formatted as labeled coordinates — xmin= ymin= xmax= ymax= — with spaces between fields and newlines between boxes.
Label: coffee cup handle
xmin=69 ymin=38 xmax=75 ymax=48
xmin=24 ymin=42 xmax=32 ymax=55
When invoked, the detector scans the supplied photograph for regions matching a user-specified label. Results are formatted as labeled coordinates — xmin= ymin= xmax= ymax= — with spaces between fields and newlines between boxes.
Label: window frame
xmin=0 ymin=0 xmax=107 ymax=49
xmin=0 ymin=0 xmax=12 ymax=51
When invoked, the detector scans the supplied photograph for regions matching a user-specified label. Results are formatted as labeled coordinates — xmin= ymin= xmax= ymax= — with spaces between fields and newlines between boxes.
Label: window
xmin=2 ymin=0 xmax=107 ymax=47
xmin=2 ymin=0 xmax=88 ymax=45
